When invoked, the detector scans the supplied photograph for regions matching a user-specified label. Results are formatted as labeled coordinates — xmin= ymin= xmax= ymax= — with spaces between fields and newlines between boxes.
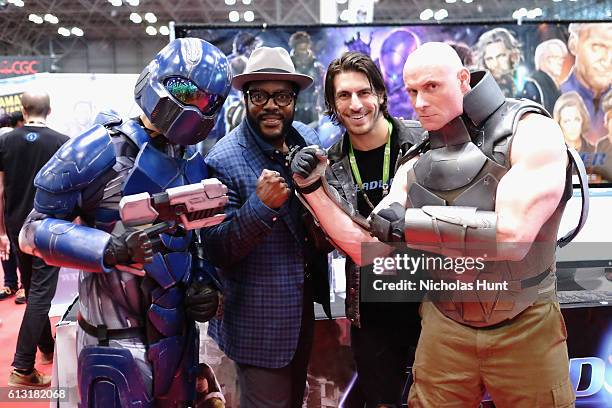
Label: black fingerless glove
xmin=369 ymin=202 xmax=406 ymax=242
xmin=185 ymin=280 xmax=220 ymax=322
xmin=103 ymin=229 xmax=154 ymax=267
xmin=291 ymin=146 xmax=322 ymax=178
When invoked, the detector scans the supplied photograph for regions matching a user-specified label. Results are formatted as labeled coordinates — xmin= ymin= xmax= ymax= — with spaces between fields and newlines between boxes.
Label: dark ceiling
xmin=0 ymin=0 xmax=609 ymax=55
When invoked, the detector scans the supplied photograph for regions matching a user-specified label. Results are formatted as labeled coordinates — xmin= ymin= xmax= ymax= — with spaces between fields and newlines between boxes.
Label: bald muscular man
xmin=292 ymin=43 xmax=583 ymax=407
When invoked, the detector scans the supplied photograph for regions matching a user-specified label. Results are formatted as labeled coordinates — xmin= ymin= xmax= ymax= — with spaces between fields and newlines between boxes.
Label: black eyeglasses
xmin=245 ymin=90 xmax=296 ymax=107
xmin=164 ymin=77 xmax=221 ymax=115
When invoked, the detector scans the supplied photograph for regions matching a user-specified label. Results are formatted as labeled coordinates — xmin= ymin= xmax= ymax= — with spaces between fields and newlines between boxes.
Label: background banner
xmin=179 ymin=22 xmax=612 ymax=184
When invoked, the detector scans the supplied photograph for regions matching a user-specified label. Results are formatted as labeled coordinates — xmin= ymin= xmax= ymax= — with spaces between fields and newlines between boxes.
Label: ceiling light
xmin=228 ymin=10 xmax=240 ymax=22
xmin=126 ymin=0 xmax=140 ymax=5
xmin=129 ymin=12 xmax=142 ymax=23
xmin=13 ymin=0 xmax=24 ymax=6
xmin=109 ymin=0 xmax=122 ymax=6
xmin=337 ymin=0 xmax=348 ymax=4
xmin=339 ymin=9 xmax=350 ymax=21
xmin=512 ymin=8 xmax=528 ymax=19
xmin=29 ymin=15 xmax=42 ymax=24
xmin=29 ymin=14 xmax=44 ymax=24
xmin=224 ymin=0 xmax=236 ymax=5
xmin=527 ymin=7 xmax=543 ymax=18
xmin=244 ymin=10 xmax=254 ymax=22
xmin=434 ymin=8 xmax=448 ymax=20
xmin=445 ymin=0 xmax=457 ymax=3
xmin=159 ymin=25 xmax=169 ymax=36
xmin=419 ymin=8 xmax=433 ymax=20
xmin=145 ymin=25 xmax=157 ymax=35
xmin=462 ymin=0 xmax=473 ymax=3
xmin=144 ymin=12 xmax=157 ymax=23
xmin=242 ymin=0 xmax=252 ymax=4
xmin=71 ymin=27 xmax=84 ymax=36
xmin=58 ymin=27 xmax=70 ymax=36
xmin=44 ymin=14 xmax=58 ymax=24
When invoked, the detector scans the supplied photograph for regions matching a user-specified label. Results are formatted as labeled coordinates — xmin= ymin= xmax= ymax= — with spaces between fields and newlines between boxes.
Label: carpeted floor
xmin=0 ymin=265 xmax=58 ymax=408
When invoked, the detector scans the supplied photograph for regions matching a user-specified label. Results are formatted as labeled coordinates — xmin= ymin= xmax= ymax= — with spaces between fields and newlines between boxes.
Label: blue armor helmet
xmin=134 ymin=38 xmax=232 ymax=146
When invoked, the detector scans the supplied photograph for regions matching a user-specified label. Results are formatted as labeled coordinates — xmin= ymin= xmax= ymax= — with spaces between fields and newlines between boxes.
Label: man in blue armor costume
xmin=18 ymin=38 xmax=232 ymax=408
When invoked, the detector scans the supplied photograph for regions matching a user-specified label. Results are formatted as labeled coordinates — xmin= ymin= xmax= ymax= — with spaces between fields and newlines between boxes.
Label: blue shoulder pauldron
xmin=34 ymin=124 xmax=117 ymax=215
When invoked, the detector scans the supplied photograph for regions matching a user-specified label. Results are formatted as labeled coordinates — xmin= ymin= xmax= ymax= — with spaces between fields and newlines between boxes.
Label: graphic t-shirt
xmin=0 ymin=125 xmax=69 ymax=233
xmin=350 ymin=127 xmax=419 ymax=326
xmin=351 ymin=130 xmax=400 ymax=218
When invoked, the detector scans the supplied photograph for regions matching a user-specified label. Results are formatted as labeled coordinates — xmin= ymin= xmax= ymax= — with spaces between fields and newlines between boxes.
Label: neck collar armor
xmin=463 ymin=71 xmax=506 ymax=127
xmin=428 ymin=71 xmax=505 ymax=149
xmin=428 ymin=116 xmax=472 ymax=149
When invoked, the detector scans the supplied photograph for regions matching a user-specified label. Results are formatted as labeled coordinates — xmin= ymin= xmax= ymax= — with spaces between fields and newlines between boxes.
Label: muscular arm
xmin=293 ymin=153 xmax=393 ymax=266
xmin=495 ymin=114 xmax=568 ymax=254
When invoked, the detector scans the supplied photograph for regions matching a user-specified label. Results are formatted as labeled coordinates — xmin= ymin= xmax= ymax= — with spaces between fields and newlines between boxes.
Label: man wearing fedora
xmin=202 ymin=46 xmax=331 ymax=407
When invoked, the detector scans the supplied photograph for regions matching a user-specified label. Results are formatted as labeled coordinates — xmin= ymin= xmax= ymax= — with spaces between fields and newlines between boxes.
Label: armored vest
xmin=404 ymin=71 xmax=572 ymax=327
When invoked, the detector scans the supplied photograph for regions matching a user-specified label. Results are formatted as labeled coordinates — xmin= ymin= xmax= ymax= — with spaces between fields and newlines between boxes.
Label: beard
xmin=246 ymin=111 xmax=294 ymax=145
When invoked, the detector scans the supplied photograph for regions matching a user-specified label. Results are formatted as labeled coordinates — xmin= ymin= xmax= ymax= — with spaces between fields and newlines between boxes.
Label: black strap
xmin=396 ymin=135 xmax=430 ymax=169
xmin=297 ymin=179 xmax=322 ymax=194
xmin=520 ymin=267 xmax=553 ymax=289
xmin=557 ymin=147 xmax=589 ymax=248
xmin=77 ymin=312 xmax=144 ymax=346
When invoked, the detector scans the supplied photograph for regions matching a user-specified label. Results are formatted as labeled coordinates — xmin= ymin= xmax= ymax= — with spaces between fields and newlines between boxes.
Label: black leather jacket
xmin=325 ymin=117 xmax=424 ymax=327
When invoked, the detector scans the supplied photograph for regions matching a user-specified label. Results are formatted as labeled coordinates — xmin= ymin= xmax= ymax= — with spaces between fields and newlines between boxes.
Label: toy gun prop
xmin=119 ymin=178 xmax=228 ymax=230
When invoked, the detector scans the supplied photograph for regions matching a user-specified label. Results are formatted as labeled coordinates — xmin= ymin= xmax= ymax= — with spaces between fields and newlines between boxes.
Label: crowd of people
xmin=0 ymin=23 xmax=601 ymax=407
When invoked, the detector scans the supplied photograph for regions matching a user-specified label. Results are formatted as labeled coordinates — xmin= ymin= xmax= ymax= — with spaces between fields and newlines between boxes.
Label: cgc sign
xmin=0 ymin=56 xmax=52 ymax=79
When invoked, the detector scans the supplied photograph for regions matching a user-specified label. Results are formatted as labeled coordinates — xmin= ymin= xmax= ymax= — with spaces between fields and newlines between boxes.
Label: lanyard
xmin=348 ymin=120 xmax=393 ymax=208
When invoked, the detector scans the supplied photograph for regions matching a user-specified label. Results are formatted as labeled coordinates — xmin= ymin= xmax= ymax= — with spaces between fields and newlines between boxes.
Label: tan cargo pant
xmin=408 ymin=301 xmax=575 ymax=407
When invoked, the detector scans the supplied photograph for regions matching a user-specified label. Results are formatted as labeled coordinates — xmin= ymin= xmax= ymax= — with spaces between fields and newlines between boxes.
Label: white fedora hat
xmin=232 ymin=46 xmax=313 ymax=91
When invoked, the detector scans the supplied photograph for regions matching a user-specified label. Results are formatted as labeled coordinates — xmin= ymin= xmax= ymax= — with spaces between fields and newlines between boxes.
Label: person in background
xmin=0 ymin=91 xmax=69 ymax=387
xmin=553 ymin=92 xmax=597 ymax=176
xmin=0 ymin=110 xmax=25 ymax=301
xmin=594 ymin=92 xmax=612 ymax=181
xmin=289 ymin=31 xmax=325 ymax=125
xmin=474 ymin=27 xmax=522 ymax=98
xmin=560 ymin=22 xmax=612 ymax=144
xmin=0 ymin=111 xmax=24 ymax=136
xmin=9 ymin=111 xmax=24 ymax=128
xmin=522 ymin=39 xmax=568 ymax=113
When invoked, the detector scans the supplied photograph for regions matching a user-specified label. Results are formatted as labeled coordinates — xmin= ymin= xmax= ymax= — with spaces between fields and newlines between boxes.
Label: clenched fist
xmin=256 ymin=169 xmax=290 ymax=209
xmin=291 ymin=146 xmax=325 ymax=178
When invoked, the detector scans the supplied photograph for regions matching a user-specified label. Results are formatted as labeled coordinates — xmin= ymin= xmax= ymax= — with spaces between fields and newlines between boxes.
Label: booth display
xmin=29 ymin=19 xmax=612 ymax=408
xmin=0 ymin=73 xmax=141 ymax=138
